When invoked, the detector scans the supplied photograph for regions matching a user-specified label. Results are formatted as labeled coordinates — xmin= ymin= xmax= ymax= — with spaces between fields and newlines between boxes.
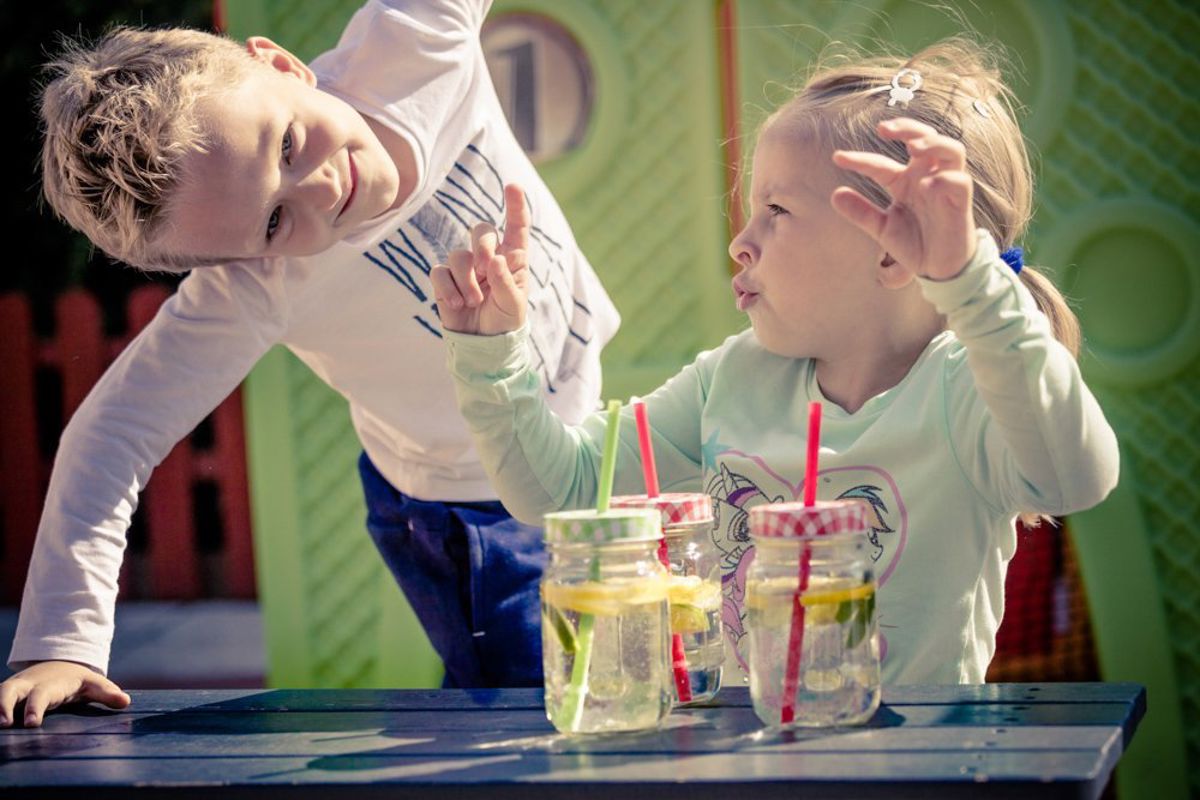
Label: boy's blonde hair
xmin=772 ymin=36 xmax=1081 ymax=359
xmin=40 ymin=27 xmax=254 ymax=271
xmin=775 ymin=37 xmax=1080 ymax=527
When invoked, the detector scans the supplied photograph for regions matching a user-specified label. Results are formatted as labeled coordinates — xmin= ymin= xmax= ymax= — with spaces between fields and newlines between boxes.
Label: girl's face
xmin=728 ymin=123 xmax=881 ymax=359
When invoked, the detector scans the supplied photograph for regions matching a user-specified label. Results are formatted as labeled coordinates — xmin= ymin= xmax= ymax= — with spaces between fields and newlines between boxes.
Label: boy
xmin=0 ymin=0 xmax=618 ymax=727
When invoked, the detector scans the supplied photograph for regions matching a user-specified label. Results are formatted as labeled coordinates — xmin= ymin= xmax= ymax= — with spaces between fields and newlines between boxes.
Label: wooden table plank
xmin=0 ymin=684 xmax=1142 ymax=800
xmin=0 ymin=750 xmax=1120 ymax=797
xmin=0 ymin=725 xmax=1123 ymax=758
xmin=0 ymin=749 xmax=1121 ymax=782
xmin=16 ymin=683 xmax=1135 ymax=714
xmin=0 ymin=703 xmax=1141 ymax=736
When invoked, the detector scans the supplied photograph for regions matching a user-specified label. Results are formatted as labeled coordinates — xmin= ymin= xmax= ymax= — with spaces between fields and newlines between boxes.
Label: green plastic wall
xmin=498 ymin=0 xmax=744 ymax=397
xmin=730 ymin=2 xmax=1195 ymax=798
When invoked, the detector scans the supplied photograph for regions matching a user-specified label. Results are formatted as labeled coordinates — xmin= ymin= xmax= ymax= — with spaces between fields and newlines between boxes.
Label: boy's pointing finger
xmin=471 ymin=223 xmax=499 ymax=275
xmin=500 ymin=184 xmax=530 ymax=255
xmin=433 ymin=249 xmax=482 ymax=311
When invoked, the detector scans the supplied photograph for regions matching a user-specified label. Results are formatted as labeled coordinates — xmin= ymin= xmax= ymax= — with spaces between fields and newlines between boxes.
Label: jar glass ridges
xmin=745 ymin=500 xmax=881 ymax=728
xmin=611 ymin=493 xmax=723 ymax=704
xmin=540 ymin=508 xmax=673 ymax=734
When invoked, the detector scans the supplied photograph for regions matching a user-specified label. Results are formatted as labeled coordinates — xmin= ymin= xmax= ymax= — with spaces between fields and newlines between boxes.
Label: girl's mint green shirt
xmin=446 ymin=231 xmax=1118 ymax=684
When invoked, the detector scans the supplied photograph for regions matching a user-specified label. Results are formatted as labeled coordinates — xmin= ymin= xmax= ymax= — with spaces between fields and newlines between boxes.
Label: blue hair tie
xmin=1000 ymin=246 xmax=1024 ymax=275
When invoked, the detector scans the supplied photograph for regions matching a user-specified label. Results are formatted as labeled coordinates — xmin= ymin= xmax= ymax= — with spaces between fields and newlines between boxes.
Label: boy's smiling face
xmin=158 ymin=37 xmax=401 ymax=262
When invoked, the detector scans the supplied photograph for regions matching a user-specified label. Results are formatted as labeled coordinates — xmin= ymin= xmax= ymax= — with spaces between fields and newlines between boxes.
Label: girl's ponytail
xmin=1016 ymin=266 xmax=1082 ymax=529
xmin=1017 ymin=267 xmax=1081 ymax=359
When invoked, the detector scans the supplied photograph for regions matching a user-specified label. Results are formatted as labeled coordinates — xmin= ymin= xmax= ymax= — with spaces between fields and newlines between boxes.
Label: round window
xmin=482 ymin=13 xmax=594 ymax=164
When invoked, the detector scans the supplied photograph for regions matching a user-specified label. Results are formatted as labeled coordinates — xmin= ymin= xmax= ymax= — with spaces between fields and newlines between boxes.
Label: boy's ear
xmin=245 ymin=36 xmax=316 ymax=86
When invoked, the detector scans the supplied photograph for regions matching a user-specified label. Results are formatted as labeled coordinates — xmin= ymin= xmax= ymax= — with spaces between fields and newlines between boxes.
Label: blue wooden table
xmin=0 ymin=683 xmax=1144 ymax=798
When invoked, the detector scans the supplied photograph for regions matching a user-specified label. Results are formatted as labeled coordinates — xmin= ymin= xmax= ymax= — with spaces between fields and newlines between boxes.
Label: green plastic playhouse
xmin=226 ymin=2 xmax=1198 ymax=798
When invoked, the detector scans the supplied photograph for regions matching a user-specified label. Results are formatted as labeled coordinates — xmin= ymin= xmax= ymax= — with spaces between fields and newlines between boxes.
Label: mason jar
xmin=540 ymin=508 xmax=673 ymax=734
xmin=612 ymin=493 xmax=723 ymax=704
xmin=745 ymin=500 xmax=880 ymax=728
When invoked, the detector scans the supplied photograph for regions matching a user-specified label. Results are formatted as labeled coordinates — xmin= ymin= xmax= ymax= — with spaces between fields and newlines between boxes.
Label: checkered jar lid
xmin=749 ymin=500 xmax=868 ymax=538
xmin=610 ymin=493 xmax=713 ymax=527
xmin=543 ymin=508 xmax=663 ymax=545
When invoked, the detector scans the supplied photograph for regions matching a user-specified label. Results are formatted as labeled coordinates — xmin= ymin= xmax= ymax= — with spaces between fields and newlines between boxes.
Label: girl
xmin=432 ymin=38 xmax=1119 ymax=684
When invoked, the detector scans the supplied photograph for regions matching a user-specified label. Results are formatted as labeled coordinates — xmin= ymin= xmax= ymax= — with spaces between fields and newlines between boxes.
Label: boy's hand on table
xmin=0 ymin=660 xmax=130 ymax=727
xmin=434 ymin=183 xmax=530 ymax=335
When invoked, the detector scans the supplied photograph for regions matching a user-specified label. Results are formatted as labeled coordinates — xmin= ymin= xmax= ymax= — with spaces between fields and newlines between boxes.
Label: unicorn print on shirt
xmin=705 ymin=462 xmax=785 ymax=667
xmin=704 ymin=447 xmax=909 ymax=673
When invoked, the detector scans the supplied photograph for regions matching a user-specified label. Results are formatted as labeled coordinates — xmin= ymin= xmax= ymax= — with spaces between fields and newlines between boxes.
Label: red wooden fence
xmin=0 ymin=287 xmax=254 ymax=604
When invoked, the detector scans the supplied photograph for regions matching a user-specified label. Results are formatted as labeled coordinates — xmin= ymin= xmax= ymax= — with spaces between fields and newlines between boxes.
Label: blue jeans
xmin=358 ymin=453 xmax=546 ymax=688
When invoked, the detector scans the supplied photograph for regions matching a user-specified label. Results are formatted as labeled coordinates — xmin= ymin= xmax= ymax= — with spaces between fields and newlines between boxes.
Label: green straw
xmin=559 ymin=400 xmax=622 ymax=732
xmin=596 ymin=399 xmax=622 ymax=513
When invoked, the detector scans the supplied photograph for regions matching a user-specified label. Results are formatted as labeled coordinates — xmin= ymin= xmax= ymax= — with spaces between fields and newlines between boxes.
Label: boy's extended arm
xmin=920 ymin=230 xmax=1120 ymax=515
xmin=445 ymin=326 xmax=706 ymax=525
xmin=7 ymin=265 xmax=282 ymax=675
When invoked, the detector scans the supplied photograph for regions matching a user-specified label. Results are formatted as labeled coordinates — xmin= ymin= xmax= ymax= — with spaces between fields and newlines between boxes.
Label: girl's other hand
xmin=830 ymin=118 xmax=977 ymax=281
xmin=433 ymin=183 xmax=530 ymax=335
xmin=0 ymin=660 xmax=130 ymax=727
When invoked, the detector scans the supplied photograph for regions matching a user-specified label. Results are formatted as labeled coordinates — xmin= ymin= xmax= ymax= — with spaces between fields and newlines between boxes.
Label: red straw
xmin=633 ymin=399 xmax=691 ymax=703
xmin=782 ymin=401 xmax=822 ymax=724
xmin=803 ymin=401 xmax=821 ymax=506
xmin=633 ymin=400 xmax=660 ymax=498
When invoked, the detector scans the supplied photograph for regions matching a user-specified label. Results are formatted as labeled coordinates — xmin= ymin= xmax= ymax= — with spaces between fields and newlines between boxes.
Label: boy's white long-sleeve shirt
xmin=446 ymin=231 xmax=1119 ymax=684
xmin=9 ymin=0 xmax=618 ymax=674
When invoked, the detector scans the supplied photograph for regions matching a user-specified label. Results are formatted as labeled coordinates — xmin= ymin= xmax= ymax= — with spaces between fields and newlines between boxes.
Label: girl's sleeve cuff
xmin=917 ymin=229 xmax=1016 ymax=316
xmin=444 ymin=325 xmax=531 ymax=381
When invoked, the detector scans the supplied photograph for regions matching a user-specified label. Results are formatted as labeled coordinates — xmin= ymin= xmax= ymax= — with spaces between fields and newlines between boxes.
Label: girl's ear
xmin=245 ymin=36 xmax=317 ymax=87
xmin=876 ymin=251 xmax=918 ymax=290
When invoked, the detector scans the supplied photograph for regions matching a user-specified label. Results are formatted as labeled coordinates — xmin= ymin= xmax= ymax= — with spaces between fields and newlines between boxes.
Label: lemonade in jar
xmin=745 ymin=500 xmax=880 ymax=727
xmin=612 ymin=493 xmax=723 ymax=704
xmin=540 ymin=508 xmax=673 ymax=734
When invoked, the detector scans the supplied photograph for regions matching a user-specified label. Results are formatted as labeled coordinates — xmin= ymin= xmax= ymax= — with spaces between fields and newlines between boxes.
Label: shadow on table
xmin=3 ymin=689 xmax=908 ymax=786
xmin=292 ymin=704 xmax=907 ymax=785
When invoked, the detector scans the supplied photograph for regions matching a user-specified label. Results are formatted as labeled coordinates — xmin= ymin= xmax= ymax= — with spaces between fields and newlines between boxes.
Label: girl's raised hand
xmin=433 ymin=183 xmax=530 ymax=335
xmin=831 ymin=118 xmax=977 ymax=281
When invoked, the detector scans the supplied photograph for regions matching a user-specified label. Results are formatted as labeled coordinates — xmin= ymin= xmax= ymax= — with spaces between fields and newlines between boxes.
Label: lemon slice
xmin=744 ymin=576 xmax=789 ymax=612
xmin=542 ymin=578 xmax=668 ymax=616
xmin=744 ymin=577 xmax=874 ymax=627
xmin=669 ymin=603 xmax=710 ymax=634
xmin=800 ymin=581 xmax=875 ymax=607
xmin=667 ymin=575 xmax=722 ymax=610
xmin=803 ymin=581 xmax=873 ymax=625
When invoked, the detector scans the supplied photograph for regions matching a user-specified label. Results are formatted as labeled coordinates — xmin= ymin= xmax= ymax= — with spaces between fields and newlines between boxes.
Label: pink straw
xmin=634 ymin=401 xmax=660 ymax=498
xmin=633 ymin=400 xmax=691 ymax=703
xmin=781 ymin=401 xmax=822 ymax=724
xmin=803 ymin=401 xmax=820 ymax=506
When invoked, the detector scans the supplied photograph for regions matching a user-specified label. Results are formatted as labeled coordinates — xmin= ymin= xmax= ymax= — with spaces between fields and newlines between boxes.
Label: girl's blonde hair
xmin=774 ymin=37 xmax=1079 ymax=526
xmin=40 ymin=27 xmax=255 ymax=272
xmin=772 ymin=36 xmax=1080 ymax=358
